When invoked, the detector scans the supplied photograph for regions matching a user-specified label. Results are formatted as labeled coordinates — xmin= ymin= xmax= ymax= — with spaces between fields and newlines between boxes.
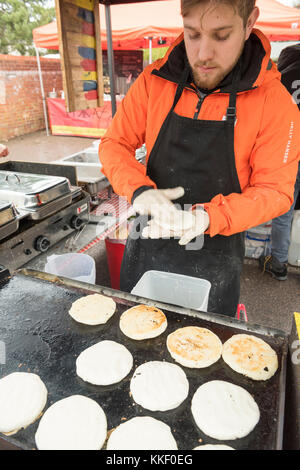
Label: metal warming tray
xmin=0 ymin=269 xmax=288 ymax=450
xmin=0 ymin=201 xmax=19 ymax=241
xmin=53 ymin=145 xmax=147 ymax=196
xmin=0 ymin=171 xmax=72 ymax=220
xmin=0 ymin=201 xmax=17 ymax=227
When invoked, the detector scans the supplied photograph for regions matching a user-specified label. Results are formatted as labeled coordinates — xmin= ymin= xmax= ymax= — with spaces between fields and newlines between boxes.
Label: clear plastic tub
xmin=288 ymin=210 xmax=300 ymax=267
xmin=245 ymin=220 xmax=272 ymax=259
xmin=131 ymin=270 xmax=211 ymax=312
xmin=44 ymin=253 xmax=96 ymax=284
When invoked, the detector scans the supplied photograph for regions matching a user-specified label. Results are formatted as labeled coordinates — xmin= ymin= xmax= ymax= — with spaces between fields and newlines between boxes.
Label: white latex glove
xmin=133 ymin=187 xmax=185 ymax=222
xmin=178 ymin=208 xmax=210 ymax=246
xmin=142 ymin=220 xmax=185 ymax=239
xmin=142 ymin=207 xmax=210 ymax=246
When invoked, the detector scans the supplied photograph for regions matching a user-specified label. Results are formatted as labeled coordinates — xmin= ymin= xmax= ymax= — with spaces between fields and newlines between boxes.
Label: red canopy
xmin=32 ymin=0 xmax=300 ymax=50
xmin=256 ymin=0 xmax=300 ymax=41
xmin=33 ymin=20 xmax=61 ymax=50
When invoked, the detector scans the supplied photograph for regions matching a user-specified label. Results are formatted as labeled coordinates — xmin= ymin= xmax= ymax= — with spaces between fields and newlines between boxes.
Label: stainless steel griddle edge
xmin=20 ymin=268 xmax=289 ymax=340
xmin=19 ymin=268 xmax=289 ymax=450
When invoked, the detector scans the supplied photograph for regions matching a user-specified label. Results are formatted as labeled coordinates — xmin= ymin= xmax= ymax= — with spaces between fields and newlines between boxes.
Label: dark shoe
xmin=259 ymin=255 xmax=288 ymax=281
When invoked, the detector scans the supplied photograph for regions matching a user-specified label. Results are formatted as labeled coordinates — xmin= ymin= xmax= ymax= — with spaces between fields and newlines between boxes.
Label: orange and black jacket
xmin=99 ymin=29 xmax=300 ymax=237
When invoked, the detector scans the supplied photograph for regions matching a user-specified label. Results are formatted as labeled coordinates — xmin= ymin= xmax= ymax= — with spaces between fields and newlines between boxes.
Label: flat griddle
xmin=0 ymin=269 xmax=288 ymax=450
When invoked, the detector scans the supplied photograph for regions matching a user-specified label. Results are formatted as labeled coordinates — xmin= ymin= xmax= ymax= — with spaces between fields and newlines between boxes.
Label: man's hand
xmin=142 ymin=220 xmax=185 ymax=239
xmin=178 ymin=208 xmax=210 ymax=245
xmin=142 ymin=207 xmax=210 ymax=246
xmin=133 ymin=187 xmax=185 ymax=222
xmin=0 ymin=144 xmax=8 ymax=158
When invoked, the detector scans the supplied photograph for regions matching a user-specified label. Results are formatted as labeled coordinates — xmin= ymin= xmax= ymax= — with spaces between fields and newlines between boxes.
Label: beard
xmin=191 ymin=64 xmax=228 ymax=90
xmin=190 ymin=41 xmax=245 ymax=90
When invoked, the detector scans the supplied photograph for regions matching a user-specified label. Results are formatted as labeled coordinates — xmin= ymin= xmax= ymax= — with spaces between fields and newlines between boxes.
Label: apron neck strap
xmin=226 ymin=60 xmax=242 ymax=123
xmin=171 ymin=63 xmax=191 ymax=111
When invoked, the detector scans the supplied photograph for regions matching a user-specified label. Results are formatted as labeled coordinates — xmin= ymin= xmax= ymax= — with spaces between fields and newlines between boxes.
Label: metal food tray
xmin=53 ymin=145 xmax=146 ymax=196
xmin=0 ymin=201 xmax=19 ymax=241
xmin=0 ymin=171 xmax=71 ymax=210
xmin=0 ymin=201 xmax=16 ymax=226
xmin=0 ymin=269 xmax=288 ymax=450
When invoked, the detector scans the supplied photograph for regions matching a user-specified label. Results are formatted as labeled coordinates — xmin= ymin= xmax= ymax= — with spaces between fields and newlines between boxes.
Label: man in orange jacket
xmin=99 ymin=0 xmax=300 ymax=316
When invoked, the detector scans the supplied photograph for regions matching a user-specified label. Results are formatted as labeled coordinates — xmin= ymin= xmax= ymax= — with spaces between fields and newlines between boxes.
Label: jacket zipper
xmin=193 ymin=93 xmax=206 ymax=120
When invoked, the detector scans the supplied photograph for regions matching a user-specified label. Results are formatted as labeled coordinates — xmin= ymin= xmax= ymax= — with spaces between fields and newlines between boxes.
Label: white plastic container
xmin=131 ymin=270 xmax=211 ymax=312
xmin=44 ymin=253 xmax=96 ymax=284
xmin=288 ymin=210 xmax=300 ymax=267
xmin=245 ymin=220 xmax=272 ymax=259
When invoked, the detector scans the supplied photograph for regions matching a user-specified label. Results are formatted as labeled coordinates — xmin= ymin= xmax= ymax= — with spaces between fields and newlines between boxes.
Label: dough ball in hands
xmin=106 ymin=416 xmax=178 ymax=450
xmin=167 ymin=326 xmax=222 ymax=368
xmin=35 ymin=395 xmax=107 ymax=450
xmin=0 ymin=372 xmax=47 ymax=435
xmin=155 ymin=209 xmax=195 ymax=231
xmin=68 ymin=293 xmax=116 ymax=325
xmin=119 ymin=304 xmax=167 ymax=340
xmin=222 ymin=334 xmax=278 ymax=381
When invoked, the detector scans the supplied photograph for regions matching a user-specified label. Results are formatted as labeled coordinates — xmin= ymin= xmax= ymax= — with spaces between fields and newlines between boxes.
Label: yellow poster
xmin=294 ymin=312 xmax=300 ymax=340
xmin=68 ymin=0 xmax=94 ymax=12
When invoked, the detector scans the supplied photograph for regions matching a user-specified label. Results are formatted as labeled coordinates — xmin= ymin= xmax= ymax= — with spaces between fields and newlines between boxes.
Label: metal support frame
xmin=148 ymin=37 xmax=153 ymax=64
xmin=105 ymin=4 xmax=117 ymax=117
xmin=34 ymin=45 xmax=50 ymax=137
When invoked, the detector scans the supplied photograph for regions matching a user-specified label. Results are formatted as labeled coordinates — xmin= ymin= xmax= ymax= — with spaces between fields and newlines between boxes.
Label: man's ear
xmin=245 ymin=7 xmax=260 ymax=40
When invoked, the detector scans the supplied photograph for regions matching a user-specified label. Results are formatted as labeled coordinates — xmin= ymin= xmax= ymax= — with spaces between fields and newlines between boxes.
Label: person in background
xmin=260 ymin=44 xmax=300 ymax=280
xmin=0 ymin=144 xmax=9 ymax=158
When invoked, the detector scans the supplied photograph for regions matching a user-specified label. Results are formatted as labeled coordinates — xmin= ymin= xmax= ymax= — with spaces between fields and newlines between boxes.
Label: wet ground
xmin=3 ymin=129 xmax=92 ymax=163
xmin=3 ymin=130 xmax=300 ymax=335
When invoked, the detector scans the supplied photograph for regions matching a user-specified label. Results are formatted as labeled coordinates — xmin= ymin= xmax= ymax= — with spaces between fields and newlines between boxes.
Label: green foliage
xmin=0 ymin=0 xmax=55 ymax=55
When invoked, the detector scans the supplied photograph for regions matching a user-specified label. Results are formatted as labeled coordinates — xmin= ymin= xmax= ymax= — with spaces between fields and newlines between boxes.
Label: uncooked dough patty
xmin=119 ymin=304 xmax=167 ymax=340
xmin=106 ymin=416 xmax=178 ymax=450
xmin=167 ymin=326 xmax=222 ymax=368
xmin=76 ymin=340 xmax=133 ymax=385
xmin=191 ymin=380 xmax=260 ymax=440
xmin=130 ymin=361 xmax=189 ymax=411
xmin=0 ymin=372 xmax=47 ymax=435
xmin=68 ymin=293 xmax=116 ymax=325
xmin=35 ymin=395 xmax=107 ymax=450
xmin=222 ymin=334 xmax=278 ymax=381
xmin=157 ymin=209 xmax=194 ymax=231
xmin=193 ymin=444 xmax=235 ymax=450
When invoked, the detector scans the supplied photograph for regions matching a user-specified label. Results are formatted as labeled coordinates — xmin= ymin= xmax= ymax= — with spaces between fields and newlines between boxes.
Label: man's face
xmin=183 ymin=2 xmax=257 ymax=90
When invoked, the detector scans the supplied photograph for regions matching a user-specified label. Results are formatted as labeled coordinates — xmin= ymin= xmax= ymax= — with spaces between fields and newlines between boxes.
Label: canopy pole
xmin=149 ymin=37 xmax=153 ymax=64
xmin=34 ymin=45 xmax=49 ymax=137
xmin=105 ymin=4 xmax=117 ymax=117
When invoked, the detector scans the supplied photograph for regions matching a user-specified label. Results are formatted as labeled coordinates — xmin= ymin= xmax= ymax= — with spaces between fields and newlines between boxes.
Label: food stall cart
xmin=1 ymin=0 xmax=300 ymax=452
xmin=0 ymin=154 xmax=299 ymax=450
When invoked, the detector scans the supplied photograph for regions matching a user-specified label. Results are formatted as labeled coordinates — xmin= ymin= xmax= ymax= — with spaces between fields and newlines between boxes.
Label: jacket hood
xmin=151 ymin=28 xmax=280 ymax=94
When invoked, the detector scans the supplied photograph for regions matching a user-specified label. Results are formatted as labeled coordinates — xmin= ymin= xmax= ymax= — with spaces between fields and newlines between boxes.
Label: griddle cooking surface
xmin=0 ymin=273 xmax=287 ymax=450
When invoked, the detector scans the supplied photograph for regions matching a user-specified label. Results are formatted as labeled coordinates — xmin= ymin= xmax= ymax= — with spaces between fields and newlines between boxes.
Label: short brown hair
xmin=181 ymin=0 xmax=256 ymax=27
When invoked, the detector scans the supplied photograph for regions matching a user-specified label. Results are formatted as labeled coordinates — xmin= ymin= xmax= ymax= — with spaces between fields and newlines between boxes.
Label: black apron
xmin=120 ymin=63 xmax=245 ymax=317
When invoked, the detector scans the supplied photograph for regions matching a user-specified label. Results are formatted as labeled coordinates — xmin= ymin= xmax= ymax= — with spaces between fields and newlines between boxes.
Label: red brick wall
xmin=0 ymin=55 xmax=63 ymax=141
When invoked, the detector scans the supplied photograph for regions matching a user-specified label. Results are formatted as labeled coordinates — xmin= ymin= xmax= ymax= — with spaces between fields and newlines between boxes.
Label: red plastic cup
xmin=105 ymin=237 xmax=126 ymax=290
